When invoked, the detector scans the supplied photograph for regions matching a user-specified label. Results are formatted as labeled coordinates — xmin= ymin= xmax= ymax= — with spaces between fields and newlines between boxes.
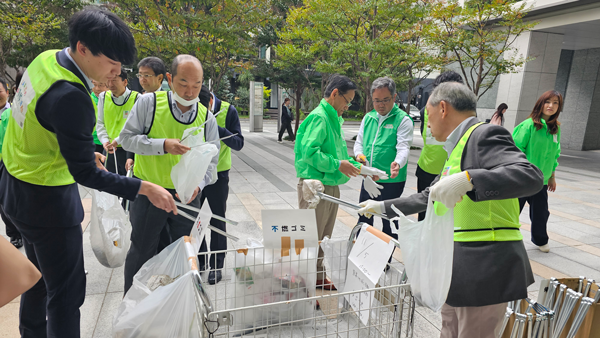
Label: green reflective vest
xmin=92 ymin=92 xmax=102 ymax=146
xmin=435 ymin=123 xmax=522 ymax=242
xmin=512 ymin=118 xmax=560 ymax=185
xmin=0 ymin=108 xmax=11 ymax=159
xmin=134 ymin=91 xmax=206 ymax=189
xmin=3 ymin=49 xmax=95 ymax=186
xmin=215 ymin=101 xmax=232 ymax=172
xmin=103 ymin=90 xmax=138 ymax=145
xmin=417 ymin=109 xmax=448 ymax=175
xmin=361 ymin=105 xmax=411 ymax=183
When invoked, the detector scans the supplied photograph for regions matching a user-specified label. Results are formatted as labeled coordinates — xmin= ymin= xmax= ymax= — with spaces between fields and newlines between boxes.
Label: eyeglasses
xmin=373 ymin=98 xmax=392 ymax=105
xmin=340 ymin=93 xmax=352 ymax=107
xmin=136 ymin=73 xmax=156 ymax=79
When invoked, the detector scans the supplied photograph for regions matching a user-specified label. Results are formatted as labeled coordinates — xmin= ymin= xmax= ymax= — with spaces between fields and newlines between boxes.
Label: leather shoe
xmin=209 ymin=270 xmax=222 ymax=285
xmin=316 ymin=277 xmax=337 ymax=291
xmin=10 ymin=237 xmax=23 ymax=248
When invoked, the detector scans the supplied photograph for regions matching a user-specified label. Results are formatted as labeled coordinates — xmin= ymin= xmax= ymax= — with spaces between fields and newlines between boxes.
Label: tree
xmin=0 ymin=0 xmax=83 ymax=85
xmin=280 ymin=0 xmax=443 ymax=114
xmin=113 ymin=0 xmax=273 ymax=93
xmin=427 ymin=0 xmax=536 ymax=97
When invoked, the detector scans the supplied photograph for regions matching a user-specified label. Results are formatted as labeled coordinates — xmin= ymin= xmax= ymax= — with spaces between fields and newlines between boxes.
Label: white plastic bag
xmin=232 ymin=238 xmax=317 ymax=331
xmin=113 ymin=236 xmax=203 ymax=338
xmin=391 ymin=196 xmax=454 ymax=312
xmin=320 ymin=236 xmax=349 ymax=291
xmin=170 ymin=126 xmax=218 ymax=204
xmin=89 ymin=190 xmax=131 ymax=268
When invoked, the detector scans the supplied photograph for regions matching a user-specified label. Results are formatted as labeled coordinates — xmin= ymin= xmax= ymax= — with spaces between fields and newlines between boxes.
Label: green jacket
xmin=512 ymin=118 xmax=560 ymax=184
xmin=295 ymin=99 xmax=361 ymax=186
xmin=91 ymin=92 xmax=102 ymax=146
xmin=0 ymin=108 xmax=11 ymax=158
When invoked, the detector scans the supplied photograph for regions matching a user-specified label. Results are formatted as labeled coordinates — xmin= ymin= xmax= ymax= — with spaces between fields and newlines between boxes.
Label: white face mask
xmin=172 ymin=90 xmax=199 ymax=107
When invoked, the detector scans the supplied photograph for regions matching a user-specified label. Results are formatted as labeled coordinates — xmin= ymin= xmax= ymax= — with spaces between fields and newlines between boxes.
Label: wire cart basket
xmin=196 ymin=224 xmax=416 ymax=338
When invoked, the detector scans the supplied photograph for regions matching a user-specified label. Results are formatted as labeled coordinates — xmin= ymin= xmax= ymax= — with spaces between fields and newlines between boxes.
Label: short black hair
xmin=324 ymin=74 xmax=357 ymax=98
xmin=15 ymin=70 xmax=24 ymax=88
xmin=0 ymin=77 xmax=8 ymax=91
xmin=68 ymin=7 xmax=137 ymax=65
xmin=117 ymin=68 xmax=128 ymax=81
xmin=199 ymin=84 xmax=211 ymax=109
xmin=138 ymin=57 xmax=166 ymax=78
xmin=433 ymin=71 xmax=464 ymax=88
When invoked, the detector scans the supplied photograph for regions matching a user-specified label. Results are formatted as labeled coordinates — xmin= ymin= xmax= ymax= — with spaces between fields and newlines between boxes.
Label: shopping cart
xmin=195 ymin=223 xmax=416 ymax=338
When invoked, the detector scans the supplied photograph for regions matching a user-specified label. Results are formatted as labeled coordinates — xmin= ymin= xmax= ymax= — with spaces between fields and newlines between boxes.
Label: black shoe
xmin=208 ymin=270 xmax=222 ymax=285
xmin=10 ymin=237 xmax=23 ymax=248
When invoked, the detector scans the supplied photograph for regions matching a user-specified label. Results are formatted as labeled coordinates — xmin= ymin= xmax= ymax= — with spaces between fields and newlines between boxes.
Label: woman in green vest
xmin=512 ymin=90 xmax=562 ymax=253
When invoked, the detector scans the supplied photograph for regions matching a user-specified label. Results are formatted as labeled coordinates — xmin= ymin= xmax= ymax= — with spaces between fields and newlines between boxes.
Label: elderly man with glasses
xmin=354 ymin=76 xmax=414 ymax=243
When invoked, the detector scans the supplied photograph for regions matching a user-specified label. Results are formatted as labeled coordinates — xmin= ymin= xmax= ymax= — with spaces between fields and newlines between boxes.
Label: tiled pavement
xmin=1 ymin=119 xmax=600 ymax=337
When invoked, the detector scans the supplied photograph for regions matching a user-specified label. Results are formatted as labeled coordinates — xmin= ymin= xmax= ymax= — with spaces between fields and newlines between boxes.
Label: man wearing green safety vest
xmin=91 ymin=79 xmax=108 ymax=154
xmin=359 ymin=82 xmax=543 ymax=337
xmin=120 ymin=55 xmax=220 ymax=293
xmin=197 ymin=85 xmax=244 ymax=284
xmin=415 ymin=71 xmax=465 ymax=221
xmin=295 ymin=74 xmax=386 ymax=290
xmin=96 ymin=68 xmax=138 ymax=175
xmin=0 ymin=8 xmax=176 ymax=337
xmin=354 ymin=76 xmax=413 ymax=241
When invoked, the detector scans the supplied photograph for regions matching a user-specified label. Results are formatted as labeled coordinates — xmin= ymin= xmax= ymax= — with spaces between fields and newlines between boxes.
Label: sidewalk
xmin=2 ymin=124 xmax=600 ymax=337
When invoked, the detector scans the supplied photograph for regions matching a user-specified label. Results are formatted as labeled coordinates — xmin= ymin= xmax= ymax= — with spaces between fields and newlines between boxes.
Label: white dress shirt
xmin=96 ymin=88 xmax=132 ymax=144
xmin=119 ymin=91 xmax=220 ymax=190
xmin=354 ymin=110 xmax=414 ymax=168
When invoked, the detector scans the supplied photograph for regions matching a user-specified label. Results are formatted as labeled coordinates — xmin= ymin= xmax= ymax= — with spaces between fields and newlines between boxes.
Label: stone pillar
xmin=495 ymin=31 xmax=564 ymax=131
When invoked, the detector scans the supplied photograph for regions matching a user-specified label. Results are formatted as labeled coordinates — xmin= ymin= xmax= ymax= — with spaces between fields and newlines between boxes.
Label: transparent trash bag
xmin=320 ymin=236 xmax=349 ymax=291
xmin=170 ymin=126 xmax=218 ymax=204
xmin=232 ymin=238 xmax=318 ymax=332
xmin=89 ymin=190 xmax=131 ymax=268
xmin=113 ymin=236 xmax=203 ymax=338
xmin=391 ymin=196 xmax=454 ymax=312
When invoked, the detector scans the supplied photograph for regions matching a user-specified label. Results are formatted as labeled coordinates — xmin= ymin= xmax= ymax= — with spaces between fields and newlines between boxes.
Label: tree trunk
xmin=294 ymin=86 xmax=302 ymax=134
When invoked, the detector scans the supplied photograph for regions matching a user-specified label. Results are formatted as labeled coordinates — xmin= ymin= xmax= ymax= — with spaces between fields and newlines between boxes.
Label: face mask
xmin=172 ymin=90 xmax=199 ymax=107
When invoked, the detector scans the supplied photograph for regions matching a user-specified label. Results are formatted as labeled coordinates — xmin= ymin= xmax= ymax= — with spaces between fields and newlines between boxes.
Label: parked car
xmin=407 ymin=105 xmax=420 ymax=121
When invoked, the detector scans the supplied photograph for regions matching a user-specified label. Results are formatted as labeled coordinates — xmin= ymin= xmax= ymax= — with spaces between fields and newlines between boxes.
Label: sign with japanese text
xmin=261 ymin=209 xmax=318 ymax=250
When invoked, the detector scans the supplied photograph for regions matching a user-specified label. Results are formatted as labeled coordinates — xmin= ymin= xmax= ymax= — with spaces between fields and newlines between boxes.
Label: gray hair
xmin=371 ymin=77 xmax=396 ymax=96
xmin=428 ymin=82 xmax=477 ymax=113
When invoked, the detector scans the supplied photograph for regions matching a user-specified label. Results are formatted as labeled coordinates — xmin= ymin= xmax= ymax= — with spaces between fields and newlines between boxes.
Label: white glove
xmin=302 ymin=179 xmax=324 ymax=209
xmin=360 ymin=165 xmax=389 ymax=180
xmin=357 ymin=200 xmax=385 ymax=219
xmin=430 ymin=171 xmax=474 ymax=208
xmin=363 ymin=176 xmax=383 ymax=198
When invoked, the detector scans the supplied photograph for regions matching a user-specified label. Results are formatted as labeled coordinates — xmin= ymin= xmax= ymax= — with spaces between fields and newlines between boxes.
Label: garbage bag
xmin=89 ymin=190 xmax=131 ymax=268
xmin=232 ymin=238 xmax=317 ymax=331
xmin=171 ymin=126 xmax=218 ymax=204
xmin=391 ymin=197 xmax=454 ymax=312
xmin=320 ymin=236 xmax=349 ymax=291
xmin=113 ymin=236 xmax=203 ymax=338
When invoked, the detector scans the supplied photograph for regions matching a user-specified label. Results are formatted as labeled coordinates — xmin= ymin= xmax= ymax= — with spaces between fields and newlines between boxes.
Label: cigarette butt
xmin=237 ymin=248 xmax=249 ymax=256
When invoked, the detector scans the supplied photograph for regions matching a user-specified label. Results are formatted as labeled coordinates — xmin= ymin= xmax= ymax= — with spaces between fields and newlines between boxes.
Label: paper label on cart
xmin=189 ymin=203 xmax=213 ymax=253
xmin=262 ymin=209 xmax=318 ymax=249
xmin=344 ymin=260 xmax=375 ymax=325
xmin=347 ymin=224 xmax=395 ymax=284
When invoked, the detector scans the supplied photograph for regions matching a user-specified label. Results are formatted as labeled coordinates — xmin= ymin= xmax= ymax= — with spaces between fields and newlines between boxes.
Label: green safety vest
xmin=361 ymin=105 xmax=411 ymax=183
xmin=215 ymin=101 xmax=232 ymax=172
xmin=0 ymin=108 xmax=11 ymax=160
xmin=134 ymin=91 xmax=206 ymax=189
xmin=3 ymin=49 xmax=95 ymax=186
xmin=92 ymin=93 xmax=102 ymax=145
xmin=434 ymin=123 xmax=522 ymax=242
xmin=103 ymin=90 xmax=139 ymax=145
xmin=417 ymin=109 xmax=448 ymax=175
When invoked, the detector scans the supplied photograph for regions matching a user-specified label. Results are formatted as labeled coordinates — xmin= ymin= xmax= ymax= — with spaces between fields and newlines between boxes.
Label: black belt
xmin=454 ymin=227 xmax=520 ymax=233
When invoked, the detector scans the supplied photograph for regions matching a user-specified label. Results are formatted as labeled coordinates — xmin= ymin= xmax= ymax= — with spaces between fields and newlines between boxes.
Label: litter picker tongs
xmin=316 ymin=191 xmax=391 ymax=220
xmin=174 ymin=201 xmax=240 ymax=242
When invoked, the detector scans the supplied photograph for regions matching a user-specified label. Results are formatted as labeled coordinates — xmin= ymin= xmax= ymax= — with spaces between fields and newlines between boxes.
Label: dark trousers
xmin=416 ymin=165 xmax=438 ymax=221
xmin=103 ymin=147 xmax=128 ymax=176
xmin=94 ymin=143 xmax=104 ymax=154
xmin=2 ymin=204 xmax=20 ymax=239
xmin=519 ymin=185 xmax=549 ymax=246
xmin=124 ymin=190 xmax=200 ymax=293
xmin=358 ymin=180 xmax=405 ymax=240
xmin=10 ymin=217 xmax=85 ymax=338
xmin=278 ymin=121 xmax=294 ymax=141
xmin=198 ymin=176 xmax=229 ymax=269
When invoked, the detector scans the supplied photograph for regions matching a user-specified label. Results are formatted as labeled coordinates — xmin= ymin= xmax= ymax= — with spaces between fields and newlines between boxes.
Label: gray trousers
xmin=441 ymin=302 xmax=507 ymax=338
xmin=297 ymin=179 xmax=340 ymax=281
xmin=124 ymin=190 xmax=200 ymax=293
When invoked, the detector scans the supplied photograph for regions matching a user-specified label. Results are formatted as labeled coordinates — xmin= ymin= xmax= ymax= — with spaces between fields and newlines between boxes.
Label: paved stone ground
xmin=1 ymin=119 xmax=600 ymax=337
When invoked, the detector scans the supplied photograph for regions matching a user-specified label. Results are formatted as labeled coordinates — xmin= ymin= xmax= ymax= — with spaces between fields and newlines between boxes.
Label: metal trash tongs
xmin=174 ymin=201 xmax=240 ymax=242
xmin=316 ymin=191 xmax=391 ymax=220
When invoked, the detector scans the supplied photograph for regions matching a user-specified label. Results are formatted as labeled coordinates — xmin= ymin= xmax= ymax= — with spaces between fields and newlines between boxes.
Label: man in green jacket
xmin=295 ymin=74 xmax=384 ymax=289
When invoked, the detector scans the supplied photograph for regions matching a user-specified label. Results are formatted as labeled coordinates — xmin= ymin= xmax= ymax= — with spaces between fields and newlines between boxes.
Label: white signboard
xmin=189 ymin=203 xmax=213 ymax=254
xmin=261 ymin=209 xmax=318 ymax=251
